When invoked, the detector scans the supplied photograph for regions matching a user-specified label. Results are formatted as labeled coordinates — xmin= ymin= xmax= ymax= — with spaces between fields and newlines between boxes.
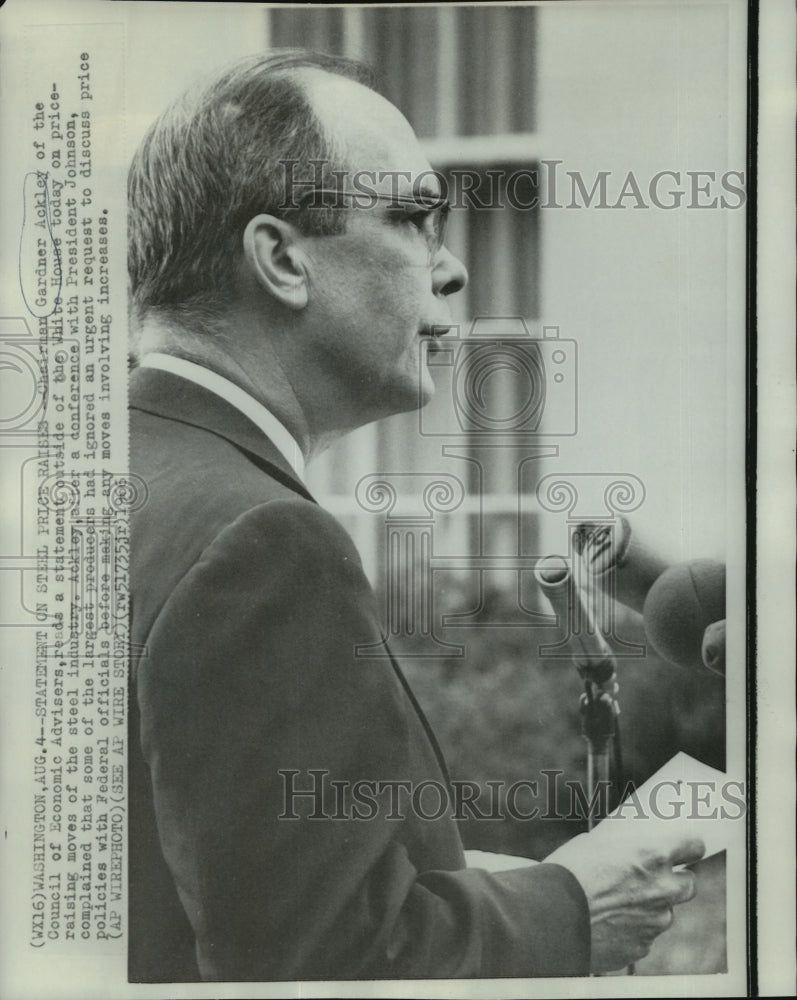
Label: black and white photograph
xmin=0 ymin=2 xmax=794 ymax=998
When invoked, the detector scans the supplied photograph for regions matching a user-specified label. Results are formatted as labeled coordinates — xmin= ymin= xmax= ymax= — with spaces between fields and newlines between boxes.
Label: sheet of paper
xmin=599 ymin=753 xmax=745 ymax=863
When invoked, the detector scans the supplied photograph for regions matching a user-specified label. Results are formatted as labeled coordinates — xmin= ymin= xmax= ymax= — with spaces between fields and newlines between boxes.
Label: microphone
xmin=573 ymin=516 xmax=670 ymax=614
xmin=534 ymin=555 xmax=614 ymax=682
xmin=574 ymin=519 xmax=727 ymax=675
xmin=642 ymin=559 xmax=726 ymax=674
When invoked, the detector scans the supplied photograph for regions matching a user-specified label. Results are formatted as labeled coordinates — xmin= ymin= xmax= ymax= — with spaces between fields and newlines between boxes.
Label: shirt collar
xmin=139 ymin=353 xmax=306 ymax=481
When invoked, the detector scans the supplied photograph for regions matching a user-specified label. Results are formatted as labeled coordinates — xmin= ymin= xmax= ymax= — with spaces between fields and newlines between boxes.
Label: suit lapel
xmin=131 ymin=368 xmax=454 ymax=786
xmin=129 ymin=367 xmax=315 ymax=503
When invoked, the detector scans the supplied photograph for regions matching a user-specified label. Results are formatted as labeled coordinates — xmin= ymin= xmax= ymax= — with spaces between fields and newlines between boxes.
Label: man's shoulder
xmin=130 ymin=404 xmax=292 ymax=506
xmin=129 ymin=407 xmax=337 ymax=644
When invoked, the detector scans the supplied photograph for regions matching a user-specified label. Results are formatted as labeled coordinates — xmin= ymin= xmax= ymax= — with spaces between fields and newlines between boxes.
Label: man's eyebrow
xmin=415 ymin=183 xmax=442 ymax=200
xmin=388 ymin=188 xmax=445 ymax=210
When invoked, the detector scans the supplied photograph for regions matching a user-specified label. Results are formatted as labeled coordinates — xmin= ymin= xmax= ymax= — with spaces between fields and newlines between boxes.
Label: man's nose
xmin=433 ymin=245 xmax=468 ymax=297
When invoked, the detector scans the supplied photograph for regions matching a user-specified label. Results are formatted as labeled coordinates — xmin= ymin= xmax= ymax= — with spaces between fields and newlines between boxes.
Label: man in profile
xmin=127 ymin=50 xmax=702 ymax=982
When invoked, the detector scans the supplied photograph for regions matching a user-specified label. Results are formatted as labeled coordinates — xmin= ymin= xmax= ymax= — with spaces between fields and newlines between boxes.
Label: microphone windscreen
xmin=701 ymin=619 xmax=726 ymax=676
xmin=642 ymin=559 xmax=726 ymax=672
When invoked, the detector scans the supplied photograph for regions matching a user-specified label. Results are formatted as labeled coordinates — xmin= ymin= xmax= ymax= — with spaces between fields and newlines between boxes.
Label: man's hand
xmin=545 ymin=827 xmax=705 ymax=972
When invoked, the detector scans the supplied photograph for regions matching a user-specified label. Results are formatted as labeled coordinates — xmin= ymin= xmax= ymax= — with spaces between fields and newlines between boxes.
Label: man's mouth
xmin=418 ymin=326 xmax=451 ymax=359
xmin=419 ymin=323 xmax=453 ymax=340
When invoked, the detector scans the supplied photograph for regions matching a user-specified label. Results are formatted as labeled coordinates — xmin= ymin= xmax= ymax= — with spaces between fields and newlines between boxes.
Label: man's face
xmin=298 ymin=74 xmax=468 ymax=424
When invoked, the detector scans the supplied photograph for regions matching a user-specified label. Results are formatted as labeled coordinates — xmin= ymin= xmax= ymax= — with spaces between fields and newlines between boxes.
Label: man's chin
xmin=372 ymin=376 xmax=434 ymax=424
xmin=417 ymin=376 xmax=436 ymax=409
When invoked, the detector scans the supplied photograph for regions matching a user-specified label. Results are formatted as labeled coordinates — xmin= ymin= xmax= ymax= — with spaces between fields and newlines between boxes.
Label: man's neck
xmin=139 ymin=353 xmax=307 ymax=479
xmin=134 ymin=316 xmax=346 ymax=462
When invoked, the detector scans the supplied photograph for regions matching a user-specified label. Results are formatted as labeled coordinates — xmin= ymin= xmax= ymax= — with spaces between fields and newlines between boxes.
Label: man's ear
xmin=241 ymin=215 xmax=309 ymax=310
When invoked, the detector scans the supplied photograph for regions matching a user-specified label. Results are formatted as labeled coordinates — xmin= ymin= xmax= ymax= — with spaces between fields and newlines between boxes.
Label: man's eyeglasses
xmin=289 ymin=188 xmax=451 ymax=266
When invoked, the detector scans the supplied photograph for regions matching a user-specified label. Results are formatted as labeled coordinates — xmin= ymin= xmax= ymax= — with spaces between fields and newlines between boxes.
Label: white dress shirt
xmin=139 ymin=353 xmax=306 ymax=481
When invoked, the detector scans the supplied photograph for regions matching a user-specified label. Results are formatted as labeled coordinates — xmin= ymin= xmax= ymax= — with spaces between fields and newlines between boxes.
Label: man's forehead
xmin=298 ymin=68 xmax=436 ymax=194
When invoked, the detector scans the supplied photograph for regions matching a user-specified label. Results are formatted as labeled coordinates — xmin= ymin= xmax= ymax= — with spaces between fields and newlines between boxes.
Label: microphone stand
xmin=577 ymin=655 xmax=619 ymax=831
xmin=535 ymin=555 xmax=622 ymax=828
xmin=569 ymin=562 xmax=633 ymax=976
xmin=536 ymin=556 xmax=634 ymax=975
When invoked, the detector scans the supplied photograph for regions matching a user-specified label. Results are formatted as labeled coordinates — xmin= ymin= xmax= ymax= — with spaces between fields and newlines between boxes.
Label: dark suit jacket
xmin=128 ymin=366 xmax=590 ymax=982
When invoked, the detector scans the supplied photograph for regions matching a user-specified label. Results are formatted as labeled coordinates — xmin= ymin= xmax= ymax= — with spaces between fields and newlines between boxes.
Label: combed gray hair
xmin=128 ymin=50 xmax=375 ymax=335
